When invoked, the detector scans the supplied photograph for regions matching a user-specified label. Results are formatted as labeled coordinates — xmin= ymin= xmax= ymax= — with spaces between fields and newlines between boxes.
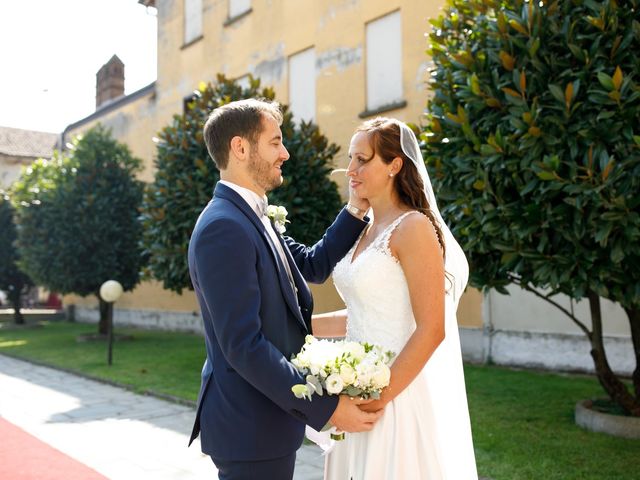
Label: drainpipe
xmin=482 ymin=290 xmax=494 ymax=364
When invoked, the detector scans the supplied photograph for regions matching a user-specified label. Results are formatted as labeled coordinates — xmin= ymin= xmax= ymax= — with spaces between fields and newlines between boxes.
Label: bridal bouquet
xmin=291 ymin=335 xmax=395 ymax=402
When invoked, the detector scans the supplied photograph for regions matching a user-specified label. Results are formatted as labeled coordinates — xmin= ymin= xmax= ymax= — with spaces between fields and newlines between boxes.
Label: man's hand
xmin=328 ymin=395 xmax=384 ymax=433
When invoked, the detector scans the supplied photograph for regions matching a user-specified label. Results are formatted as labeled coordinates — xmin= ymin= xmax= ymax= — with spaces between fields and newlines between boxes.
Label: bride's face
xmin=347 ymin=131 xmax=393 ymax=201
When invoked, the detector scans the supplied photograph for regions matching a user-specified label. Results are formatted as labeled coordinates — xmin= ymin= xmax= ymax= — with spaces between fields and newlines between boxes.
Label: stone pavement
xmin=0 ymin=354 xmax=325 ymax=479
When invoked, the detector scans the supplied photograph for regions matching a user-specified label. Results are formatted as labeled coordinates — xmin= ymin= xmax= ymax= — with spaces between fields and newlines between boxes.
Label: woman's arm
xmin=285 ymin=209 xmax=367 ymax=284
xmin=311 ymin=309 xmax=347 ymax=338
xmin=361 ymin=213 xmax=445 ymax=412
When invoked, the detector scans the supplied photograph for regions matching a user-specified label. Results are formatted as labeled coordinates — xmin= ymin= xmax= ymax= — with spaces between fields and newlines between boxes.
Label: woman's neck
xmin=369 ymin=195 xmax=408 ymax=227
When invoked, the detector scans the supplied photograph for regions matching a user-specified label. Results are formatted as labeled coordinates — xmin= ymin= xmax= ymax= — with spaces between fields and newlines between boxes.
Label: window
xmin=184 ymin=0 xmax=202 ymax=45
xmin=365 ymin=11 xmax=403 ymax=113
xmin=288 ymin=48 xmax=316 ymax=123
xmin=229 ymin=0 xmax=251 ymax=20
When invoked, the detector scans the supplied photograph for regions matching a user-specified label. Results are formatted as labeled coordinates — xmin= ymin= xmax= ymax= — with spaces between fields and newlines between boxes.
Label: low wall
xmin=73 ymin=306 xmax=203 ymax=334
xmin=460 ymin=326 xmax=633 ymax=376
xmin=74 ymin=306 xmax=633 ymax=376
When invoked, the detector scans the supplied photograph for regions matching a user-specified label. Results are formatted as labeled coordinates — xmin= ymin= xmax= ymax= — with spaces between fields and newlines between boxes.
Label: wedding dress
xmin=324 ymin=210 xmax=478 ymax=480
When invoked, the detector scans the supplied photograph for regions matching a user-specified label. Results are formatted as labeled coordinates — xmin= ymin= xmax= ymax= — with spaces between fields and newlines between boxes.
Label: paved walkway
xmin=0 ymin=354 xmax=325 ymax=479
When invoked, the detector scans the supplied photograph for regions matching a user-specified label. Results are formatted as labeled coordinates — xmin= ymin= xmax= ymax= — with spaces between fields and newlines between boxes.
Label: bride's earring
xmin=389 ymin=173 xmax=394 ymax=177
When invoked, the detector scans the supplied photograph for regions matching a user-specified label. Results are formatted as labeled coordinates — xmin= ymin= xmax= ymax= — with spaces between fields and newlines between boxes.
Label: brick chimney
xmin=96 ymin=55 xmax=125 ymax=109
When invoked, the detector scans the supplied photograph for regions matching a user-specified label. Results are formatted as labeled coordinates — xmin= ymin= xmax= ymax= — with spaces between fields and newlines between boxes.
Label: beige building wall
xmin=63 ymin=85 xmax=158 ymax=183
xmin=0 ymin=155 xmax=32 ymax=189
xmin=488 ymin=286 xmax=630 ymax=336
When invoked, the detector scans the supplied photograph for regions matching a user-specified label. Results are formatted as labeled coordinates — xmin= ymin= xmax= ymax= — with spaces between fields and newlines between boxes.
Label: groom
xmin=188 ymin=98 xmax=381 ymax=479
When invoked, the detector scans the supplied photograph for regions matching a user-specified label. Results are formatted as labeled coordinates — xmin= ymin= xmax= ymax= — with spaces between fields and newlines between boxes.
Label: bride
xmin=312 ymin=118 xmax=477 ymax=479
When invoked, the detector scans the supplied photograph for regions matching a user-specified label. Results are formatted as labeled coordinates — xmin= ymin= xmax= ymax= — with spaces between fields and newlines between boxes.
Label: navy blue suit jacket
xmin=187 ymin=182 xmax=367 ymax=461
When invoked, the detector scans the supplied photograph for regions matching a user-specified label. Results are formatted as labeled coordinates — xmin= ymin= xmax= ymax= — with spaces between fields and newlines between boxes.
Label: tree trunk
xmin=9 ymin=289 xmax=24 ymax=325
xmin=97 ymin=295 xmax=108 ymax=335
xmin=624 ymin=306 xmax=640 ymax=402
xmin=588 ymin=291 xmax=640 ymax=416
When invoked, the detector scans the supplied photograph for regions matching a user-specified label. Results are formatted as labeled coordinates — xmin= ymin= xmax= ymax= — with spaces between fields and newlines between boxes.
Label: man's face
xmin=247 ymin=114 xmax=290 ymax=194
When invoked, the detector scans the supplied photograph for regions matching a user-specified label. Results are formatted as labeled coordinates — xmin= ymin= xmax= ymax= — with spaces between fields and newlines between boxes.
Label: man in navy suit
xmin=188 ymin=98 xmax=381 ymax=479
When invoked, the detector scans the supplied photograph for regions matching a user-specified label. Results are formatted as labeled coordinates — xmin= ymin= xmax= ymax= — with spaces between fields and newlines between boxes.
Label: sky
xmin=0 ymin=0 xmax=157 ymax=134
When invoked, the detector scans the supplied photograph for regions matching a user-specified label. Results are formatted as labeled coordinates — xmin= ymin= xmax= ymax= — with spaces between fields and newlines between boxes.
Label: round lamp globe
xmin=100 ymin=280 xmax=124 ymax=303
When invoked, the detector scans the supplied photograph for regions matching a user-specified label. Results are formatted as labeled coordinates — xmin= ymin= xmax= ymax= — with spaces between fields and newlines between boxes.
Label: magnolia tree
xmin=11 ymin=126 xmax=145 ymax=334
xmin=0 ymin=191 xmax=33 ymax=324
xmin=140 ymin=74 xmax=343 ymax=293
xmin=423 ymin=0 xmax=640 ymax=415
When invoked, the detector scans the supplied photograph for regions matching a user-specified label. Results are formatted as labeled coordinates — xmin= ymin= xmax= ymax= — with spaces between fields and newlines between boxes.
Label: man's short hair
xmin=203 ymin=98 xmax=283 ymax=170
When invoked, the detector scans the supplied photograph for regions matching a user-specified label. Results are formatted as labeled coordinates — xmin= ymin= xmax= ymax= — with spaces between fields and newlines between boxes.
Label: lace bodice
xmin=333 ymin=211 xmax=420 ymax=355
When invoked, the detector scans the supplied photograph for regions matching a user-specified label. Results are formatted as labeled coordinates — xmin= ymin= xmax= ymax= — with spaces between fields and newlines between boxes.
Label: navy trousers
xmin=212 ymin=452 xmax=296 ymax=480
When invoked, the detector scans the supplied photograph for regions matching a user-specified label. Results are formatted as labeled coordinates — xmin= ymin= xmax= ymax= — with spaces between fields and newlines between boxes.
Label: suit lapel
xmin=271 ymin=223 xmax=311 ymax=305
xmin=214 ymin=183 xmax=308 ymax=332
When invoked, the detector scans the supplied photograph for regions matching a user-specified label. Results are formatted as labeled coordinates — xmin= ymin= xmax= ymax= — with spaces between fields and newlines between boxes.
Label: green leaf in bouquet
xmin=291 ymin=384 xmax=312 ymax=401
xmin=346 ymin=386 xmax=363 ymax=397
xmin=306 ymin=375 xmax=323 ymax=396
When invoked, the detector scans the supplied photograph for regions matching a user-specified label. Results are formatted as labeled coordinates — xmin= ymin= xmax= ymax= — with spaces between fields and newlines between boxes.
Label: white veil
xmin=396 ymin=120 xmax=478 ymax=479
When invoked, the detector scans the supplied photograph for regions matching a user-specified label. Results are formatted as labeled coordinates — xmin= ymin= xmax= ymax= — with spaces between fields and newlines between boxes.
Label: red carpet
xmin=0 ymin=417 xmax=107 ymax=480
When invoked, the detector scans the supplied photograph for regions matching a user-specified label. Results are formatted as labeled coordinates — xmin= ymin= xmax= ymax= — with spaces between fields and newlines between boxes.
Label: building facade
xmin=58 ymin=0 xmax=632 ymax=375
xmin=63 ymin=0 xmax=484 ymax=332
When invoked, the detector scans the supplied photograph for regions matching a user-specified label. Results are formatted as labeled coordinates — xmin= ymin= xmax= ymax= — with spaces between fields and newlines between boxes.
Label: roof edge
xmin=62 ymin=81 xmax=156 ymax=139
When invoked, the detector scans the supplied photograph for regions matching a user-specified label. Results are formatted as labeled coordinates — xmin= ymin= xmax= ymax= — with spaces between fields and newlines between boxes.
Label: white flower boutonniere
xmin=266 ymin=205 xmax=289 ymax=234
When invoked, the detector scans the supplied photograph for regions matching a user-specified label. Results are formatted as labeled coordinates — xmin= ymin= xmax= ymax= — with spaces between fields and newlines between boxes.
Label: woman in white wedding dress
xmin=312 ymin=118 xmax=477 ymax=479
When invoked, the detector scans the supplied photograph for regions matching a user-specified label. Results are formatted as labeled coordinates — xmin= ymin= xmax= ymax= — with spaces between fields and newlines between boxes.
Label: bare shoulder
xmin=390 ymin=211 xmax=442 ymax=260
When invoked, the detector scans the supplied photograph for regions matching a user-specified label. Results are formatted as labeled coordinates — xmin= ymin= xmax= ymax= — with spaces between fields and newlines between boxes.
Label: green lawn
xmin=466 ymin=364 xmax=639 ymax=480
xmin=0 ymin=321 xmax=637 ymax=479
xmin=0 ymin=321 xmax=204 ymax=401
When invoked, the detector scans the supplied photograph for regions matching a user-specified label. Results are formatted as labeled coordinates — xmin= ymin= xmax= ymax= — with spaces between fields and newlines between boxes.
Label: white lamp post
xmin=100 ymin=280 xmax=123 ymax=365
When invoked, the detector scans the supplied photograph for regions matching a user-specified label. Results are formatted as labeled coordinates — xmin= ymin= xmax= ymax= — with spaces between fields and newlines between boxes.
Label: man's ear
xmin=229 ymin=136 xmax=248 ymax=160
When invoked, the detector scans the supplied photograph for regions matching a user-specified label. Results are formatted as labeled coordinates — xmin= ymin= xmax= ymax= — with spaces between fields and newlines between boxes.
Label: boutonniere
xmin=267 ymin=205 xmax=290 ymax=234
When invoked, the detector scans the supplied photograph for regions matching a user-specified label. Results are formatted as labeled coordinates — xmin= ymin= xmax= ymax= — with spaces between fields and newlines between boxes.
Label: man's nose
xmin=281 ymin=145 xmax=290 ymax=161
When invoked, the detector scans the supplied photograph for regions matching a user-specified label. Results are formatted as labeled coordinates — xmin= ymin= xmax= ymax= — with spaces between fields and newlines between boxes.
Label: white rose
xmin=339 ymin=364 xmax=357 ymax=385
xmin=325 ymin=373 xmax=345 ymax=395
xmin=343 ymin=342 xmax=366 ymax=360
xmin=355 ymin=362 xmax=375 ymax=387
xmin=275 ymin=205 xmax=288 ymax=219
xmin=371 ymin=363 xmax=391 ymax=389
xmin=295 ymin=351 xmax=309 ymax=368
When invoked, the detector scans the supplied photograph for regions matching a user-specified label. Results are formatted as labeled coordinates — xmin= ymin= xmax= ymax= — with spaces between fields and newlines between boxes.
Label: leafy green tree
xmin=0 ymin=191 xmax=33 ymax=324
xmin=11 ymin=126 xmax=145 ymax=334
xmin=141 ymin=74 xmax=342 ymax=293
xmin=423 ymin=0 xmax=640 ymax=415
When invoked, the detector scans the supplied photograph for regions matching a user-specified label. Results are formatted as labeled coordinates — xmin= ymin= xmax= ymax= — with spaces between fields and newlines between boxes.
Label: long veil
xmin=397 ymin=120 xmax=478 ymax=479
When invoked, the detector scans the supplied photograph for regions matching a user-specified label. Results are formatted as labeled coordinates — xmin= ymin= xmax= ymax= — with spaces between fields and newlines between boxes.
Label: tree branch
xmin=507 ymin=274 xmax=592 ymax=338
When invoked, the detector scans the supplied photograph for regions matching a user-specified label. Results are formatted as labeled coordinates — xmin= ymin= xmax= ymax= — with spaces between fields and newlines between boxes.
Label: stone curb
xmin=575 ymin=399 xmax=640 ymax=439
